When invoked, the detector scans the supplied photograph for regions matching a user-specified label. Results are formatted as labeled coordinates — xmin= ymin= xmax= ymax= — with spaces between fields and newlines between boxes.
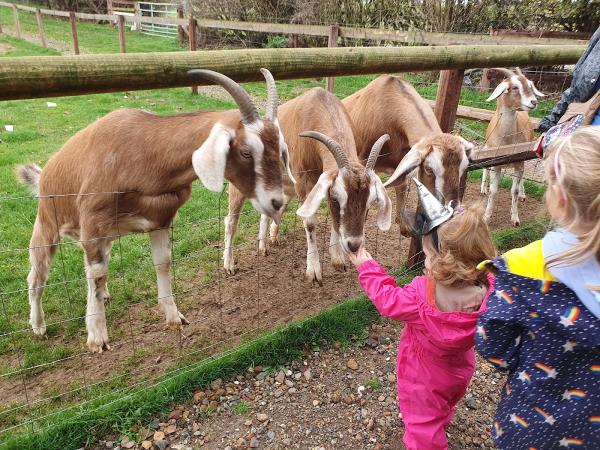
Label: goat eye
xmin=424 ymin=166 xmax=434 ymax=175
xmin=241 ymin=150 xmax=252 ymax=159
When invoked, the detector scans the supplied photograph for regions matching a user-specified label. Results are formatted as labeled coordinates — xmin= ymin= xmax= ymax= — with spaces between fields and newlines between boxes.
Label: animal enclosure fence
xmin=0 ymin=45 xmax=579 ymax=446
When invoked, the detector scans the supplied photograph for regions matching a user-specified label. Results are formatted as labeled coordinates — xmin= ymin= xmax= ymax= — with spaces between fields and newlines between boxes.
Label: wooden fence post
xmin=479 ymin=68 xmax=491 ymax=92
xmin=177 ymin=7 xmax=185 ymax=46
xmin=69 ymin=12 xmax=80 ymax=55
xmin=434 ymin=69 xmax=464 ymax=133
xmin=134 ymin=2 xmax=141 ymax=31
xmin=107 ymin=0 xmax=113 ymax=15
xmin=117 ymin=15 xmax=126 ymax=53
xmin=35 ymin=8 xmax=47 ymax=48
xmin=11 ymin=4 xmax=20 ymax=38
xmin=189 ymin=17 xmax=198 ymax=95
xmin=325 ymin=25 xmax=339 ymax=93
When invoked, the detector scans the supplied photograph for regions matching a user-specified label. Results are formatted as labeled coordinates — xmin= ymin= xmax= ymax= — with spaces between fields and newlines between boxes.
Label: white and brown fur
xmin=16 ymin=70 xmax=290 ymax=353
xmin=481 ymin=67 xmax=544 ymax=226
xmin=224 ymin=88 xmax=392 ymax=284
xmin=342 ymin=75 xmax=475 ymax=236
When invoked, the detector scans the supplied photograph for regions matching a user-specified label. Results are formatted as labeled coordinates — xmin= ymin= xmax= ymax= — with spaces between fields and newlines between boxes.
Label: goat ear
xmin=383 ymin=143 xmax=424 ymax=188
xmin=296 ymin=172 xmax=333 ymax=218
xmin=374 ymin=176 xmax=392 ymax=231
xmin=486 ymin=81 xmax=509 ymax=102
xmin=192 ymin=123 xmax=233 ymax=192
xmin=528 ymin=80 xmax=546 ymax=97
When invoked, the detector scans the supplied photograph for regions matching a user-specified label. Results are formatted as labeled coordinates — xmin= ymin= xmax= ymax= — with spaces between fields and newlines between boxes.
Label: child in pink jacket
xmin=347 ymin=198 xmax=496 ymax=450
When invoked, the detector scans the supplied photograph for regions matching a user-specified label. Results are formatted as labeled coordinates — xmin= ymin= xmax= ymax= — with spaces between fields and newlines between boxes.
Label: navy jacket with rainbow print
xmin=476 ymin=229 xmax=600 ymax=449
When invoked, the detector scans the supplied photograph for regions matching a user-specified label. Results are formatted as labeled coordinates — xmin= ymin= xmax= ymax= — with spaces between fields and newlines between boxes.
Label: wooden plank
xmin=40 ymin=8 xmax=70 ymax=18
xmin=35 ymin=8 xmax=47 ymax=48
xmin=188 ymin=17 xmax=198 ymax=95
xmin=326 ymin=25 xmax=339 ymax=93
xmin=434 ymin=69 xmax=464 ymax=132
xmin=468 ymin=141 xmax=538 ymax=170
xmin=117 ymin=14 xmax=126 ymax=53
xmin=492 ymin=29 xmax=592 ymax=40
xmin=340 ymin=26 xmax=588 ymax=46
xmin=11 ymin=3 xmax=20 ymax=38
xmin=0 ymin=45 xmax=584 ymax=101
xmin=69 ymin=12 xmax=80 ymax=55
xmin=75 ymin=12 xmax=114 ymax=21
xmin=424 ymin=99 xmax=541 ymax=127
xmin=15 ymin=3 xmax=35 ymax=12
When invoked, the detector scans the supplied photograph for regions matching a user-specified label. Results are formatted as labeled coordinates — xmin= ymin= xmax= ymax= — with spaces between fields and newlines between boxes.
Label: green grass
xmin=0 ymin=7 xmax=183 ymax=54
xmin=468 ymin=169 xmax=547 ymax=200
xmin=363 ymin=378 xmax=382 ymax=391
xmin=233 ymin=401 xmax=251 ymax=415
xmin=0 ymin=34 xmax=61 ymax=57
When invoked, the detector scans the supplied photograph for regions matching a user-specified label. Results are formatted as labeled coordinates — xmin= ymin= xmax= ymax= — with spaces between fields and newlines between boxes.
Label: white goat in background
xmin=481 ymin=67 xmax=544 ymax=226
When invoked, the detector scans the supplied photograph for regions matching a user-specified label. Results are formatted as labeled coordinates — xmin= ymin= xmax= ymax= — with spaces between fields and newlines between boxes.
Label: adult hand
xmin=347 ymin=245 xmax=373 ymax=267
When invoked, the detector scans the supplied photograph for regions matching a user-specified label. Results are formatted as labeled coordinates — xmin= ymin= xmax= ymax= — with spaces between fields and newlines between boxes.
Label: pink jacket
xmin=357 ymin=260 xmax=495 ymax=450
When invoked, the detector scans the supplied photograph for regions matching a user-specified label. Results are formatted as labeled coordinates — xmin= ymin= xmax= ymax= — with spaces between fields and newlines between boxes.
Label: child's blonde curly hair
xmin=424 ymin=203 xmax=496 ymax=287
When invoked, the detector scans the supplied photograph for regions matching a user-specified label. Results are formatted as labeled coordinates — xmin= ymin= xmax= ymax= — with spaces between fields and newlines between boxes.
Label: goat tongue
xmin=272 ymin=209 xmax=282 ymax=226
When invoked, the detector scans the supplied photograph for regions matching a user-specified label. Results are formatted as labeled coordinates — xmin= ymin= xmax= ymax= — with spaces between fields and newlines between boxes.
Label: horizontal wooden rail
xmin=0 ymin=1 xmax=589 ymax=47
xmin=469 ymin=142 xmax=538 ymax=170
xmin=0 ymin=45 xmax=584 ymax=100
xmin=424 ymin=99 xmax=541 ymax=127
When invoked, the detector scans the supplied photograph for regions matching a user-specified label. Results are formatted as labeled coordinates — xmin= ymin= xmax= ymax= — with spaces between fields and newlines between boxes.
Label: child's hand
xmin=347 ymin=245 xmax=373 ymax=267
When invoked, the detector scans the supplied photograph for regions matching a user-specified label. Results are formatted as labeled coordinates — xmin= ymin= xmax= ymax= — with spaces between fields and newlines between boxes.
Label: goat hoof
xmin=513 ymin=220 xmax=520 ymax=227
xmin=259 ymin=247 xmax=269 ymax=257
xmin=31 ymin=323 xmax=47 ymax=338
xmin=224 ymin=265 xmax=236 ymax=275
xmin=519 ymin=196 xmax=526 ymax=202
xmin=269 ymin=237 xmax=280 ymax=246
xmin=88 ymin=341 xmax=110 ymax=353
xmin=332 ymin=261 xmax=347 ymax=273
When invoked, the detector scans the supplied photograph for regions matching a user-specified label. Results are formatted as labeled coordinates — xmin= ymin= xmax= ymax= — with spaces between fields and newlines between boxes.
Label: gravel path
xmin=92 ymin=320 xmax=505 ymax=450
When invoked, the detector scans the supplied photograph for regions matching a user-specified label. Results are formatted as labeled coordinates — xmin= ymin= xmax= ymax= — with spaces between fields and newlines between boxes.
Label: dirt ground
xmin=91 ymin=319 xmax=506 ymax=450
xmin=0 ymin=183 xmax=547 ymax=418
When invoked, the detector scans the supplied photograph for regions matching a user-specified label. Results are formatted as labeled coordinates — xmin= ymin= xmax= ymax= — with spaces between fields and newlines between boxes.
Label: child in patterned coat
xmin=476 ymin=126 xmax=600 ymax=449
xmin=347 ymin=197 xmax=496 ymax=450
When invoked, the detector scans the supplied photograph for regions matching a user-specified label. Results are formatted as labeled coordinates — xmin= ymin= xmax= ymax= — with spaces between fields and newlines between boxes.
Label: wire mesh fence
xmin=0 ymin=54 xmax=569 ymax=442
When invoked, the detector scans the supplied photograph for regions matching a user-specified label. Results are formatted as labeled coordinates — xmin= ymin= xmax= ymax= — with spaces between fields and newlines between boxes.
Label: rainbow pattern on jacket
xmin=534 ymin=406 xmax=551 ymax=420
xmin=529 ymin=311 xmax=540 ymax=319
xmin=504 ymin=383 xmax=511 ymax=396
xmin=539 ymin=280 xmax=551 ymax=294
xmin=566 ymin=389 xmax=587 ymax=399
xmin=564 ymin=307 xmax=580 ymax=323
xmin=500 ymin=291 xmax=514 ymax=305
xmin=535 ymin=362 xmax=555 ymax=376
xmin=513 ymin=415 xmax=529 ymax=428
xmin=589 ymin=416 xmax=600 ymax=424
xmin=561 ymin=438 xmax=583 ymax=446
xmin=511 ymin=285 xmax=519 ymax=293
xmin=591 ymin=364 xmax=600 ymax=374
xmin=488 ymin=358 xmax=506 ymax=367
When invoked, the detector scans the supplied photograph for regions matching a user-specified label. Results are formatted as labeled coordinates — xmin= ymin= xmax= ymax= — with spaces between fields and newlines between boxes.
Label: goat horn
xmin=514 ymin=67 xmax=524 ymax=77
xmin=187 ymin=69 xmax=259 ymax=125
xmin=366 ymin=134 xmax=390 ymax=171
xmin=492 ymin=67 xmax=516 ymax=80
xmin=299 ymin=131 xmax=349 ymax=169
xmin=260 ymin=68 xmax=278 ymax=121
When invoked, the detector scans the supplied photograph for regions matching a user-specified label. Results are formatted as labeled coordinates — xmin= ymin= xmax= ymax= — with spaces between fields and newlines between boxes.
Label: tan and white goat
xmin=223 ymin=88 xmax=392 ymax=284
xmin=480 ymin=67 xmax=544 ymax=226
xmin=342 ymin=75 xmax=475 ymax=235
xmin=17 ymin=69 xmax=291 ymax=353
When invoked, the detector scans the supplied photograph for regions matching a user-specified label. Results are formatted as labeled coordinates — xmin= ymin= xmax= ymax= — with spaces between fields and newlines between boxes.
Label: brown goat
xmin=481 ymin=67 xmax=543 ymax=226
xmin=17 ymin=69 xmax=291 ymax=353
xmin=223 ymin=88 xmax=392 ymax=284
xmin=342 ymin=75 xmax=475 ymax=236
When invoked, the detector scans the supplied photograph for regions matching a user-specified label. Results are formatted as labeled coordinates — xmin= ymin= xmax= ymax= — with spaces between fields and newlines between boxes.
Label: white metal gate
xmin=138 ymin=2 xmax=179 ymax=38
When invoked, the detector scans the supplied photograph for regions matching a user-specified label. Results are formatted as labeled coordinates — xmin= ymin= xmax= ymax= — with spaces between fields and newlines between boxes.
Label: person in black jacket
xmin=538 ymin=26 xmax=600 ymax=131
